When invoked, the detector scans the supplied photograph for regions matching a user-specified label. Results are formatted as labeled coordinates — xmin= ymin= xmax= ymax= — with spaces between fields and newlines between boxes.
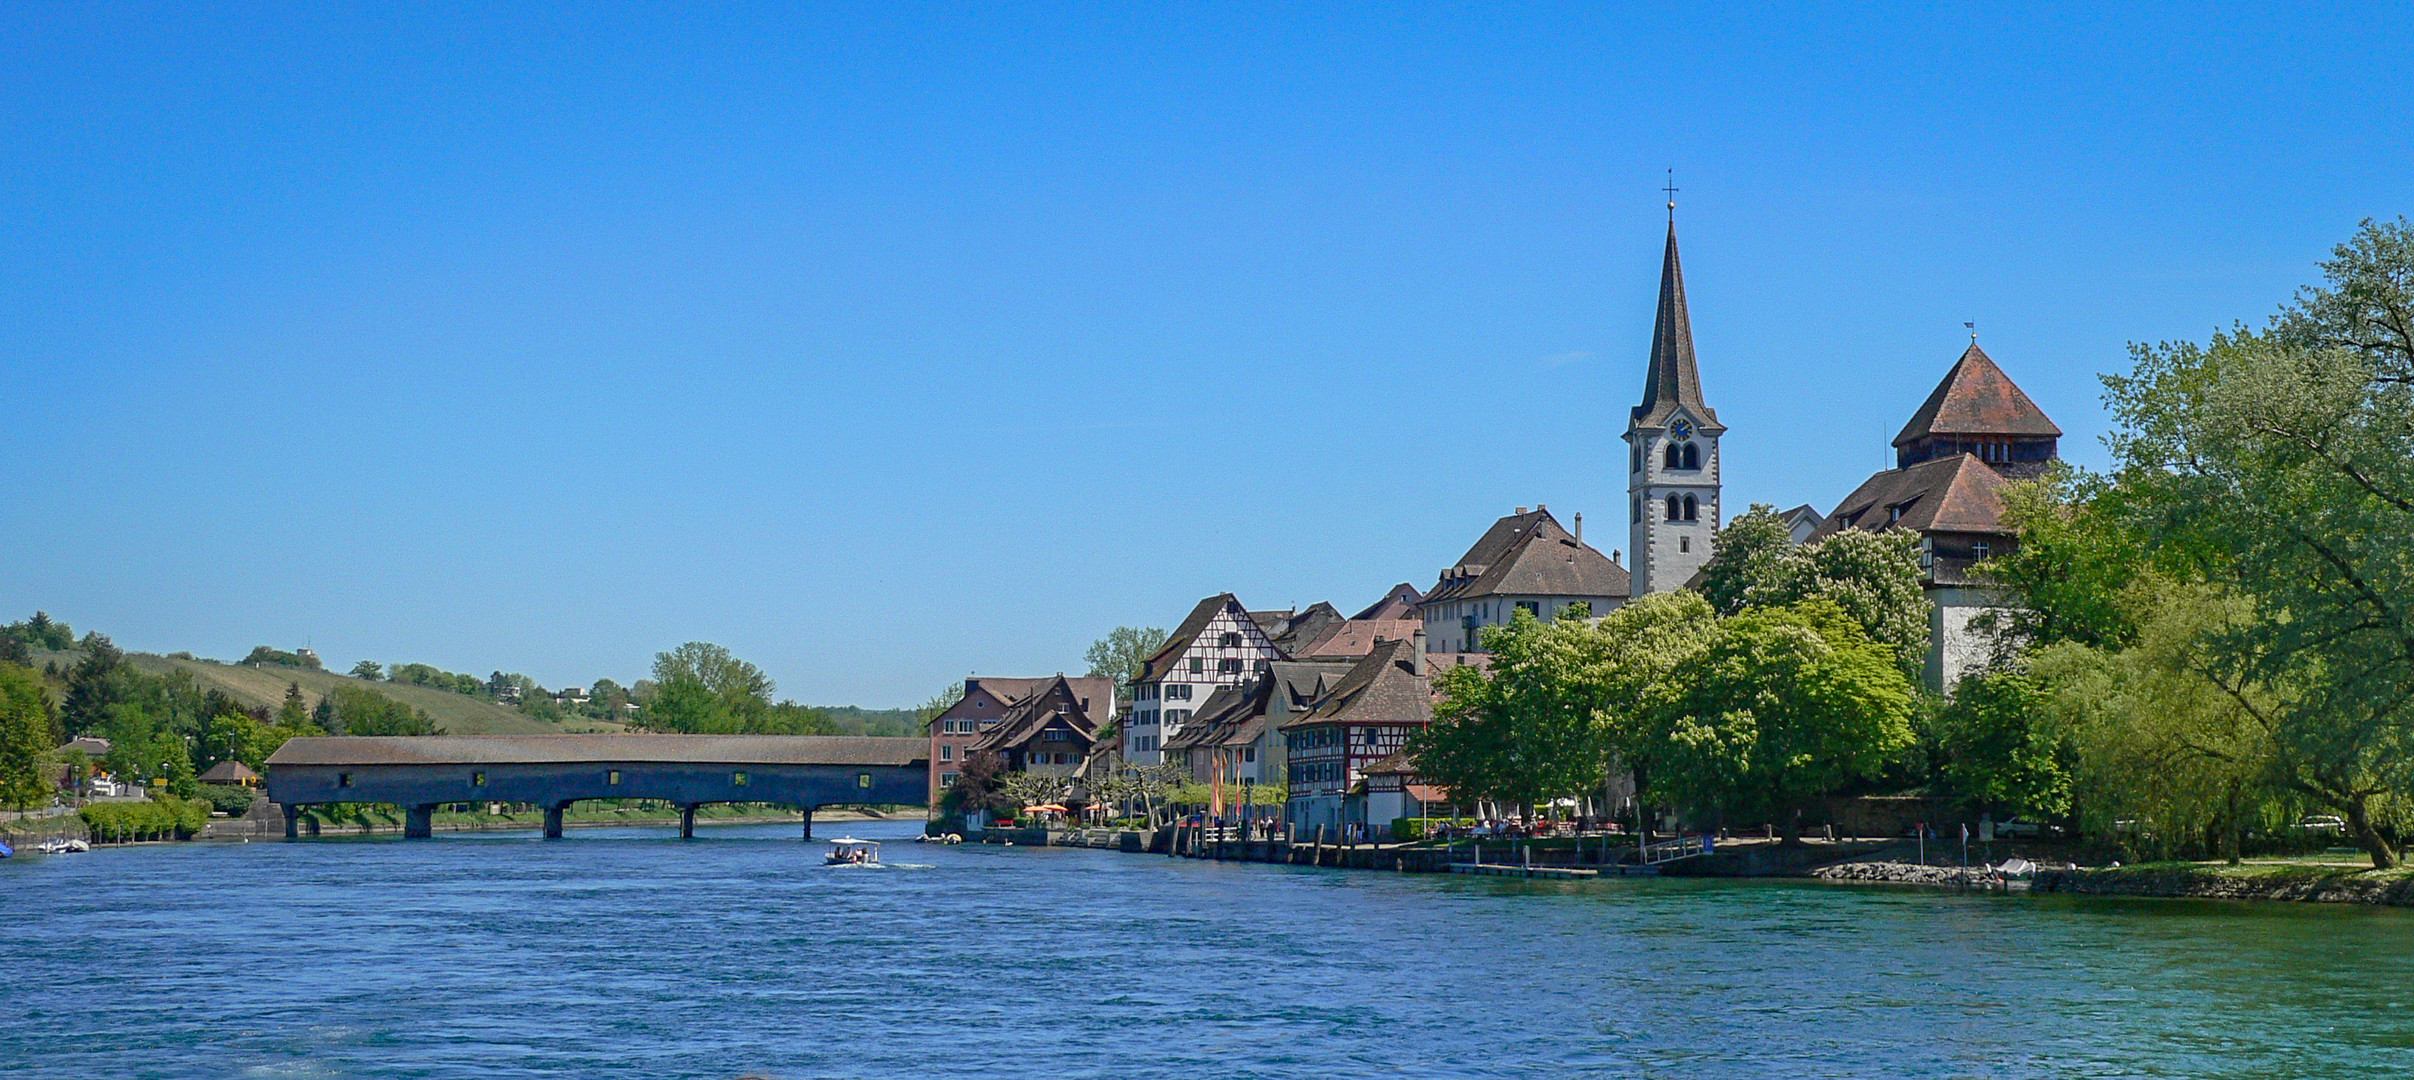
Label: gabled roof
xmin=931 ymin=676 xmax=1113 ymax=731
xmin=1352 ymin=583 xmax=1424 ymax=621
xmin=199 ymin=760 xmax=261 ymax=784
xmin=1283 ymin=639 xmax=1433 ymax=730
xmin=1163 ymin=683 xmax=1255 ymax=752
xmin=1894 ymin=343 xmax=2062 ymax=446
xmin=1263 ymin=602 xmax=1347 ymax=656
xmin=1298 ymin=619 xmax=1422 ymax=660
xmin=1631 ymin=221 xmax=1720 ymax=429
xmin=1138 ymin=594 xmax=1241 ymax=682
xmin=1363 ymin=749 xmax=1419 ymax=777
xmin=1813 ymin=454 xmax=2015 ymax=541
xmin=1422 ymin=509 xmax=1630 ymax=605
xmin=967 ymin=676 xmax=1103 ymax=754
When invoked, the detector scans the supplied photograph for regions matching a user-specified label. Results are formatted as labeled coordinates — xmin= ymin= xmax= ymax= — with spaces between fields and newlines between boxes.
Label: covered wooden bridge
xmin=263 ymin=734 xmax=929 ymax=839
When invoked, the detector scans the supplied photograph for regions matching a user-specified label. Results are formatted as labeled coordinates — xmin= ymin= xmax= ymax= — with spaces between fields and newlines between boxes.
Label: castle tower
xmin=1624 ymin=220 xmax=1723 ymax=595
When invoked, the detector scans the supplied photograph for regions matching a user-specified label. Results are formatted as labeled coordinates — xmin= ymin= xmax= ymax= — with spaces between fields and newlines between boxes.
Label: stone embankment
xmin=1809 ymin=860 xmax=2007 ymax=889
xmin=2033 ymin=866 xmax=2414 ymax=907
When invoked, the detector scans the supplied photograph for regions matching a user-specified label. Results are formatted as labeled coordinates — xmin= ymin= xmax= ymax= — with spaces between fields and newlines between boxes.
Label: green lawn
xmin=122 ymin=652 xmax=624 ymax=735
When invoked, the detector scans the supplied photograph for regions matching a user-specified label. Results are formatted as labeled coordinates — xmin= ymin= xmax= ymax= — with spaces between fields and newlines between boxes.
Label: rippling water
xmin=3 ymin=819 xmax=2409 ymax=1079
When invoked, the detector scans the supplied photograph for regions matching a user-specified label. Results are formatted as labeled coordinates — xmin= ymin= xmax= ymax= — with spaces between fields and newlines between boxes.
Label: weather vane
xmin=1965 ymin=320 xmax=1977 ymax=342
xmin=1663 ymin=169 xmax=1678 ymax=222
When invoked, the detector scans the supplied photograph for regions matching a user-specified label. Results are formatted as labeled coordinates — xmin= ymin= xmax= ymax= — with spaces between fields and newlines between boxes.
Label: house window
xmin=1973 ymin=541 xmax=1991 ymax=561
xmin=1219 ymin=658 xmax=1241 ymax=673
xmin=1219 ymin=632 xmax=1241 ymax=647
xmin=1516 ymin=600 xmax=1538 ymax=617
xmin=942 ymin=772 xmax=960 ymax=787
xmin=469 ymin=772 xmax=483 ymax=787
xmin=733 ymin=771 xmax=748 ymax=786
xmin=1190 ymin=657 xmax=1204 ymax=673
xmin=1243 ymin=748 xmax=1256 ymax=762
xmin=941 ymin=745 xmax=954 ymax=761
xmin=1681 ymin=536 xmax=1691 ymax=553
xmin=608 ymin=770 xmax=620 ymax=785
xmin=339 ymin=773 xmax=354 ymax=788
xmin=1888 ymin=504 xmax=1903 ymax=524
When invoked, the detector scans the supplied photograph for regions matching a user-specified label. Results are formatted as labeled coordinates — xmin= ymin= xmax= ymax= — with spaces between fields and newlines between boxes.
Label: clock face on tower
xmin=1670 ymin=419 xmax=1693 ymax=440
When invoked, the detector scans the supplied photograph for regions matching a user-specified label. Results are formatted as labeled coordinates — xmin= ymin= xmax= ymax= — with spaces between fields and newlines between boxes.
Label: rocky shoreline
xmin=1807 ymin=860 xmax=2009 ymax=889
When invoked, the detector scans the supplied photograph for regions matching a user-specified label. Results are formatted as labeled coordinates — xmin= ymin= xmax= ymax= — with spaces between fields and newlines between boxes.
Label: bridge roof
xmin=266 ymin=734 xmax=927 ymax=768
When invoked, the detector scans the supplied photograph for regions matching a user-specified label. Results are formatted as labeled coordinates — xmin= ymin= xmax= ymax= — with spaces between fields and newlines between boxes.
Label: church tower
xmin=1624 ymin=219 xmax=1723 ymax=596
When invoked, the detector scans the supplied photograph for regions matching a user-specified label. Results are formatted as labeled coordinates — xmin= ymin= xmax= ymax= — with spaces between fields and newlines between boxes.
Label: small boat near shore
xmin=36 ymin=838 xmax=90 ymax=855
xmin=825 ymin=838 xmax=880 ymax=866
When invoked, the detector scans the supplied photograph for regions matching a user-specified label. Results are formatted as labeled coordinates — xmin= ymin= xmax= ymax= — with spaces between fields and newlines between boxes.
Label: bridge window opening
xmin=607 ymin=770 xmax=621 ymax=785
xmin=733 ymin=771 xmax=749 ymax=787
xmin=472 ymin=772 xmax=486 ymax=787
xmin=338 ymin=773 xmax=353 ymax=788
xmin=858 ymin=773 xmax=873 ymax=788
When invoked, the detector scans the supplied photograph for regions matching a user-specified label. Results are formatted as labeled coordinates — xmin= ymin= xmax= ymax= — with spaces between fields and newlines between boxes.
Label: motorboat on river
xmin=825 ymin=838 xmax=880 ymax=866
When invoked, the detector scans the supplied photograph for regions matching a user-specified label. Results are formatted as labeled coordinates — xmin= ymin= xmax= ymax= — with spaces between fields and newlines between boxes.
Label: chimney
xmin=1574 ymin=512 xmax=1583 ymax=546
xmin=1515 ymin=506 xmax=1527 ymax=515
xmin=1412 ymin=628 xmax=1427 ymax=675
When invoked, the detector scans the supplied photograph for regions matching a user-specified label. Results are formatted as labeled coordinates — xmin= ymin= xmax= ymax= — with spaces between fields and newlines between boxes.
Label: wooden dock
xmin=1450 ymin=862 xmax=1600 ymax=880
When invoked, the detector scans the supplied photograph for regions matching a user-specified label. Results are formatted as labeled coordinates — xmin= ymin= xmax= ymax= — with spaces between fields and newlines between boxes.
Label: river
xmin=2 ymin=818 xmax=2408 ymax=1079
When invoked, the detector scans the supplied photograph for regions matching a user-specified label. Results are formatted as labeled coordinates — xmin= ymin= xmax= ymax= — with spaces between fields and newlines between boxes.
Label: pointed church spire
xmin=1633 ymin=221 xmax=1717 ymax=425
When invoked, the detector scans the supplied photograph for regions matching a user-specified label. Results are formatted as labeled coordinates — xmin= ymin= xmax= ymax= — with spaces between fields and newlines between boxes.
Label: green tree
xmin=349 ymin=660 xmax=384 ymax=681
xmin=1695 ymin=509 xmax=1930 ymax=680
xmin=1654 ymin=599 xmax=1917 ymax=843
xmin=2096 ymin=218 xmax=2414 ymax=867
xmin=1931 ymin=667 xmax=2071 ymax=820
xmin=2031 ymin=580 xmax=2287 ymax=864
xmin=6 ymin=612 xmax=76 ymax=651
xmin=636 ymin=642 xmax=807 ymax=734
xmin=1699 ymin=504 xmax=1797 ymax=616
xmin=1084 ymin=627 xmax=1171 ymax=698
xmin=322 ymin=685 xmax=440 ymax=736
xmin=59 ymin=634 xmax=130 ymax=738
xmin=277 ymin=683 xmax=311 ymax=727
xmin=0 ymin=663 xmax=55 ymax=812
xmin=1411 ymin=593 xmax=1718 ymax=820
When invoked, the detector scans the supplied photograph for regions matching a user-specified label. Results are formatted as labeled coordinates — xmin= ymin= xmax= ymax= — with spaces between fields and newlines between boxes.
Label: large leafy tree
xmin=1084 ymin=626 xmax=1170 ymax=695
xmin=1698 ymin=507 xmax=1929 ymax=680
xmin=0 ymin=663 xmax=55 ymax=812
xmin=1653 ymin=599 xmax=1917 ymax=843
xmin=2097 ymin=217 xmax=2414 ymax=867
xmin=1411 ymin=593 xmax=1718 ymax=820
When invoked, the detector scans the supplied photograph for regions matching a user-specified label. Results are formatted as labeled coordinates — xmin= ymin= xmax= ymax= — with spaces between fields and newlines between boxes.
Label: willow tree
xmin=2102 ymin=218 xmax=2414 ymax=867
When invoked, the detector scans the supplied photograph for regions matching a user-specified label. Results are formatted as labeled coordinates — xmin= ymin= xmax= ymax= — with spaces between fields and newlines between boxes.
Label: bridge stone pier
xmin=265 ymin=734 xmax=929 ymax=840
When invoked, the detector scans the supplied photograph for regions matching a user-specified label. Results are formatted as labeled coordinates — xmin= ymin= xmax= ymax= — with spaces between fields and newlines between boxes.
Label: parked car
xmin=1995 ymin=818 xmax=2063 ymax=839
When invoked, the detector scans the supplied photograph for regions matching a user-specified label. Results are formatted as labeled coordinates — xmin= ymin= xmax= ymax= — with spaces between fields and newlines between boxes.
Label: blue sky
xmin=5 ymin=5 xmax=2409 ymax=706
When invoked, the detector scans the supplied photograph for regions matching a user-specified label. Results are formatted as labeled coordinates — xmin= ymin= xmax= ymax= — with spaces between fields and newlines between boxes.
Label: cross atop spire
xmin=1631 ymin=219 xmax=1718 ymax=427
xmin=1663 ymin=169 xmax=1678 ymax=223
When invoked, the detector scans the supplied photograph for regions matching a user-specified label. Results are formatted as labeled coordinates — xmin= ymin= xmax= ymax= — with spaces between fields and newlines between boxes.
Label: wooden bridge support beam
xmin=679 ymin=804 xmax=696 ymax=839
xmin=405 ymin=804 xmax=434 ymax=839
xmin=543 ymin=803 xmax=565 ymax=839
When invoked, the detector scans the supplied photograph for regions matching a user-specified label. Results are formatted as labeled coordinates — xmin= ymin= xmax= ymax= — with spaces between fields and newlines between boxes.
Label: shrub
xmin=198 ymin=784 xmax=257 ymax=816
xmin=80 ymin=795 xmax=209 ymax=842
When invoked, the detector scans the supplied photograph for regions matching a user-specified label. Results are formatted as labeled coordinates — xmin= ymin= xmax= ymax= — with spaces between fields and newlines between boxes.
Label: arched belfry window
xmin=1631 ymin=444 xmax=1642 ymax=473
xmin=1664 ymin=443 xmax=1683 ymax=469
xmin=1683 ymin=495 xmax=1699 ymax=522
xmin=1666 ymin=495 xmax=1682 ymax=521
xmin=1631 ymin=496 xmax=1642 ymax=523
xmin=1681 ymin=443 xmax=1700 ymax=470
